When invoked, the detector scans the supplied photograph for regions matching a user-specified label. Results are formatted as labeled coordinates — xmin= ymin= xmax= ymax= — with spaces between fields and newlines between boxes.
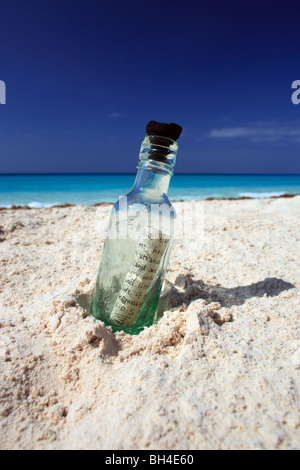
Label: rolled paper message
xmin=109 ymin=227 xmax=169 ymax=327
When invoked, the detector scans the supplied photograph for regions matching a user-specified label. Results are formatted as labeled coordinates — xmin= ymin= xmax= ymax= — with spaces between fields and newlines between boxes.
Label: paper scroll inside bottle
xmin=109 ymin=227 xmax=169 ymax=327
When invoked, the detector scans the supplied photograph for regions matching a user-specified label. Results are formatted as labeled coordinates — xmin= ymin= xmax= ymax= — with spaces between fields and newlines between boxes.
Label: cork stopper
xmin=146 ymin=121 xmax=182 ymax=141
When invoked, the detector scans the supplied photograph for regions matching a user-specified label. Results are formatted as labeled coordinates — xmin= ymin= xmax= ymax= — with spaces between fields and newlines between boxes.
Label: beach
xmin=0 ymin=196 xmax=299 ymax=450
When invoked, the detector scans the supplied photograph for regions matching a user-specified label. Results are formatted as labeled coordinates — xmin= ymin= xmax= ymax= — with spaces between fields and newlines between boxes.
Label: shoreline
xmin=0 ymin=192 xmax=299 ymax=211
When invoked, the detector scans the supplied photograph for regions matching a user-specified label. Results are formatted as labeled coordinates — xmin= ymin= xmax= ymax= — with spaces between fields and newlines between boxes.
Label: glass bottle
xmin=90 ymin=121 xmax=182 ymax=335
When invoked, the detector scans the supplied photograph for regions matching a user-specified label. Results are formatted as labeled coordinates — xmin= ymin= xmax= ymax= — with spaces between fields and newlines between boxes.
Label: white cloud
xmin=209 ymin=124 xmax=300 ymax=142
xmin=109 ymin=112 xmax=122 ymax=118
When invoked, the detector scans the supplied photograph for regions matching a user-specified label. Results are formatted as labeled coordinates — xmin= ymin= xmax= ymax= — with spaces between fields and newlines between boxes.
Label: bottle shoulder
xmin=113 ymin=189 xmax=175 ymax=211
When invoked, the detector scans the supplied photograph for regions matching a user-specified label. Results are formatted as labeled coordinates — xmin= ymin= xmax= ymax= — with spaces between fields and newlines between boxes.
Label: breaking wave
xmin=239 ymin=191 xmax=287 ymax=198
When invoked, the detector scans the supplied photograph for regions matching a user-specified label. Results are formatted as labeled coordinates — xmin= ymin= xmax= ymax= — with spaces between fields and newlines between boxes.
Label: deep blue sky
xmin=0 ymin=0 xmax=300 ymax=174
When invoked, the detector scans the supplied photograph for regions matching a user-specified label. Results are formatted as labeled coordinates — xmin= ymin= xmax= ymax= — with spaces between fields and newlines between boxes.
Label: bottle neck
xmin=133 ymin=168 xmax=171 ymax=195
xmin=132 ymin=135 xmax=178 ymax=196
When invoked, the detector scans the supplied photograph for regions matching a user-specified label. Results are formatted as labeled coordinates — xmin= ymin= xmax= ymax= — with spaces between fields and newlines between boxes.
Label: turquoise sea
xmin=0 ymin=174 xmax=300 ymax=208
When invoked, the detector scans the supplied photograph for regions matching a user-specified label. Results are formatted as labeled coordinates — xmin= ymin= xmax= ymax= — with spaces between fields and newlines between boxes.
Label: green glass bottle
xmin=90 ymin=121 xmax=182 ymax=334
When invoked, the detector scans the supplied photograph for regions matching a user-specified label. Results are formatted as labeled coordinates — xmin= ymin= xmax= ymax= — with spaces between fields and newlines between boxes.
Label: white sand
xmin=0 ymin=197 xmax=299 ymax=450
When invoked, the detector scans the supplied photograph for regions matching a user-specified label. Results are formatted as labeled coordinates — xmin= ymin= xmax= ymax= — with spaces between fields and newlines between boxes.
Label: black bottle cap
xmin=146 ymin=120 xmax=182 ymax=141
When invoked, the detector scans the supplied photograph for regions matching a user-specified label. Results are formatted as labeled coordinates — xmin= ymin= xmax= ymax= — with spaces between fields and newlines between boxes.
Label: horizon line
xmin=1 ymin=173 xmax=300 ymax=177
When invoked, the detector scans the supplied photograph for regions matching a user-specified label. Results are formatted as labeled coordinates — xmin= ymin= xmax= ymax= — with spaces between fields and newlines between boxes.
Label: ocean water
xmin=0 ymin=174 xmax=300 ymax=208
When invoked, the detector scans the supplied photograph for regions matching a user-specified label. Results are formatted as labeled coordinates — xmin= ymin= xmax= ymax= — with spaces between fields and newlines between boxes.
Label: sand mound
xmin=0 ymin=198 xmax=300 ymax=449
